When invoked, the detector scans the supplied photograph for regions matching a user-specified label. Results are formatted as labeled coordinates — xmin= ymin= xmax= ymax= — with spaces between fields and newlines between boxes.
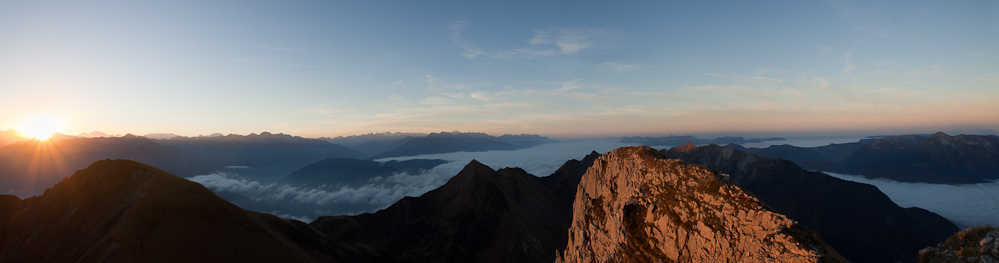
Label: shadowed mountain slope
xmin=0 ymin=159 xmax=355 ymax=263
xmin=735 ymin=132 xmax=999 ymax=184
xmin=838 ymin=132 xmax=999 ymax=183
xmin=310 ymin=156 xmax=591 ymax=263
xmin=662 ymin=143 xmax=958 ymax=263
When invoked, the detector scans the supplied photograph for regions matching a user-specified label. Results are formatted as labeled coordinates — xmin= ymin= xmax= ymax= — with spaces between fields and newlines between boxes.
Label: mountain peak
xmin=460 ymin=159 xmax=492 ymax=174
xmin=672 ymin=141 xmax=698 ymax=152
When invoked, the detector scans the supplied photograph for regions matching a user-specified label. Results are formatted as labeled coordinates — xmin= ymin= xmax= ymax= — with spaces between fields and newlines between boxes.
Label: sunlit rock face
xmin=557 ymin=146 xmax=844 ymax=263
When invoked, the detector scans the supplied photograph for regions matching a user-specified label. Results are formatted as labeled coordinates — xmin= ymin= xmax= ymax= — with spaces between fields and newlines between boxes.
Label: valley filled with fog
xmin=187 ymin=135 xmax=999 ymax=225
xmin=826 ymin=172 xmax=999 ymax=229
xmin=188 ymin=138 xmax=634 ymax=220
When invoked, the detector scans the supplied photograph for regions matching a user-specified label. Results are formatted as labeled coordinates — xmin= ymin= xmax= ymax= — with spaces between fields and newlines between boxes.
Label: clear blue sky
xmin=1 ymin=1 xmax=996 ymax=138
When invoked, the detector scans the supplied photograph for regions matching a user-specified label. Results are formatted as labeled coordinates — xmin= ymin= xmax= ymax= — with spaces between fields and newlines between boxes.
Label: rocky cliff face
xmin=662 ymin=143 xmax=958 ymax=263
xmin=557 ymin=147 xmax=844 ymax=262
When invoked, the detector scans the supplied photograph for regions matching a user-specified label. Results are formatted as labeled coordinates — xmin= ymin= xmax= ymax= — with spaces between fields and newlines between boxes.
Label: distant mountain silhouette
xmin=0 ymin=129 xmax=22 ymax=148
xmin=621 ymin=135 xmax=785 ymax=146
xmin=837 ymin=132 xmax=999 ymax=183
xmin=0 ymin=135 xmax=218 ymax=197
xmin=736 ymin=132 xmax=999 ymax=184
xmin=323 ymin=132 xmax=426 ymax=156
xmin=0 ymin=159 xmax=350 ymax=262
xmin=159 ymin=132 xmax=365 ymax=179
xmin=280 ymin=158 xmax=447 ymax=186
xmin=662 ymin=143 xmax=958 ymax=262
xmin=369 ymin=132 xmax=551 ymax=159
xmin=77 ymin=131 xmax=113 ymax=138
xmin=142 ymin=133 xmax=180 ymax=140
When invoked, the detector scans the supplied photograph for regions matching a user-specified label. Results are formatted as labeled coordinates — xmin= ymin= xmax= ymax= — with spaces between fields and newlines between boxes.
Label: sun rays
xmin=15 ymin=115 xmax=64 ymax=141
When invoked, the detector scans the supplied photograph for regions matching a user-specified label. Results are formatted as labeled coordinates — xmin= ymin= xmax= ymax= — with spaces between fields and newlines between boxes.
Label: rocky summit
xmin=557 ymin=146 xmax=844 ymax=263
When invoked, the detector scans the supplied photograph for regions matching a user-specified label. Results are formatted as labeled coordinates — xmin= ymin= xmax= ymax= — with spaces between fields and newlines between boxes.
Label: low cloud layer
xmin=189 ymin=138 xmax=633 ymax=221
xmin=186 ymin=137 xmax=998 ymax=229
xmin=827 ymin=172 xmax=999 ymax=229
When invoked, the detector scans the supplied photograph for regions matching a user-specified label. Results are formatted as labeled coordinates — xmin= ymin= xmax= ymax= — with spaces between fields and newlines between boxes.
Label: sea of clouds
xmin=826 ymin=172 xmax=999 ymax=229
xmin=187 ymin=136 xmax=997 ymax=230
xmin=188 ymin=138 xmax=634 ymax=221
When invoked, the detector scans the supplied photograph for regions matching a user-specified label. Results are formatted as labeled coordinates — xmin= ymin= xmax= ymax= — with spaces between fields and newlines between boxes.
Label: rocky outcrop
xmin=663 ymin=143 xmax=958 ymax=263
xmin=557 ymin=146 xmax=844 ymax=262
xmin=0 ymin=159 xmax=343 ymax=263
xmin=919 ymin=226 xmax=999 ymax=263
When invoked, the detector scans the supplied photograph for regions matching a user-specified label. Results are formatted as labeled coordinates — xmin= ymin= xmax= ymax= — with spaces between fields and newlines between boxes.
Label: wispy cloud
xmin=602 ymin=62 xmax=640 ymax=72
xmin=558 ymin=79 xmax=580 ymax=91
xmin=753 ymin=76 xmax=783 ymax=83
xmin=449 ymin=21 xmax=613 ymax=60
xmin=521 ymin=28 xmax=603 ymax=55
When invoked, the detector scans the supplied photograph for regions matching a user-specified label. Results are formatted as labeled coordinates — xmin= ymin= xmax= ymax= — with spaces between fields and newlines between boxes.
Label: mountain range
xmin=367 ymin=132 xmax=551 ymax=159
xmin=732 ymin=132 xmax=999 ymax=184
xmin=157 ymin=132 xmax=366 ymax=180
xmin=621 ymin=135 xmax=786 ymax=146
xmin=0 ymin=145 xmax=962 ymax=262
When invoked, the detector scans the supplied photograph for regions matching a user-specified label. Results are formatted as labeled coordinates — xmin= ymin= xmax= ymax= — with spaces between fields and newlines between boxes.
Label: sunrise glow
xmin=16 ymin=115 xmax=64 ymax=141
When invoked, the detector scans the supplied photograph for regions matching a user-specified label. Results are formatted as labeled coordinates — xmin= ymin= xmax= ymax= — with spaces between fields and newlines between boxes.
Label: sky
xmin=1 ymin=1 xmax=997 ymax=138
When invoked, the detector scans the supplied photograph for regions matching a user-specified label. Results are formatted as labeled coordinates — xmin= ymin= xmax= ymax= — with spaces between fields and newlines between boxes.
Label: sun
xmin=16 ymin=115 xmax=64 ymax=141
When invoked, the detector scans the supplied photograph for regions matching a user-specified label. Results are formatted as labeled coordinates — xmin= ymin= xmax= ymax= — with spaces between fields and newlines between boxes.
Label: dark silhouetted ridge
xmin=0 ymin=136 xmax=219 ymax=196
xmin=0 ymin=159 xmax=345 ymax=263
xmin=312 ymin=158 xmax=577 ymax=263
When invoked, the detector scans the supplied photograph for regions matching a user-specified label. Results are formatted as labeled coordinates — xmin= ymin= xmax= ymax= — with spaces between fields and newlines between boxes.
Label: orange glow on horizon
xmin=15 ymin=115 xmax=64 ymax=141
